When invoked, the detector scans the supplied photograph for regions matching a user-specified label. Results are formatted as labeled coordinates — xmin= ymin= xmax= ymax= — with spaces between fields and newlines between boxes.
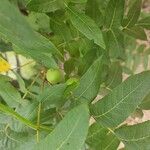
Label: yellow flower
xmin=0 ymin=57 xmax=11 ymax=73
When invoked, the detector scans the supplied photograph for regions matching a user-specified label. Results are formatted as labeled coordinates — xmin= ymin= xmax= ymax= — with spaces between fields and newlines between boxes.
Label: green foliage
xmin=91 ymin=71 xmax=150 ymax=128
xmin=115 ymin=121 xmax=150 ymax=150
xmin=86 ymin=123 xmax=120 ymax=150
xmin=104 ymin=0 xmax=125 ymax=29
xmin=123 ymin=0 xmax=142 ymax=28
xmin=0 ymin=0 xmax=60 ymax=68
xmin=32 ymin=104 xmax=89 ymax=150
xmin=66 ymin=5 xmax=105 ymax=49
xmin=0 ymin=0 xmax=150 ymax=149
xmin=0 ymin=75 xmax=22 ymax=107
xmin=137 ymin=16 xmax=150 ymax=30
xmin=27 ymin=0 xmax=65 ymax=13
xmin=72 ymin=56 xmax=108 ymax=103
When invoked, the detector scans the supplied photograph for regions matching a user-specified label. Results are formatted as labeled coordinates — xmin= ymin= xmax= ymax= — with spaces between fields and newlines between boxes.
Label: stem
xmin=0 ymin=103 xmax=50 ymax=131
xmin=22 ymin=72 xmax=40 ymax=99
xmin=36 ymin=71 xmax=46 ymax=143
xmin=12 ymin=61 xmax=35 ymax=71
xmin=107 ymin=128 xmax=115 ymax=135
xmin=36 ymin=102 xmax=41 ymax=143
xmin=4 ymin=124 xmax=19 ymax=142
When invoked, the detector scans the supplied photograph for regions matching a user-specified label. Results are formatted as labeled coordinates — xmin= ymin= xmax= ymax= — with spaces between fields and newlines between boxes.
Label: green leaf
xmin=65 ymin=40 xmax=80 ymax=58
xmin=97 ymin=0 xmax=110 ymax=16
xmin=50 ymin=21 xmax=72 ymax=43
xmin=0 ymin=102 xmax=47 ymax=131
xmin=91 ymin=71 xmax=150 ymax=128
xmin=139 ymin=92 xmax=150 ymax=110
xmin=136 ymin=44 xmax=145 ymax=53
xmin=0 ymin=112 xmax=10 ymax=124
xmin=0 ymin=129 xmax=33 ymax=150
xmin=78 ymin=45 xmax=99 ymax=75
xmin=105 ymin=62 xmax=122 ymax=89
xmin=13 ymin=71 xmax=27 ymax=93
xmin=0 ymin=0 xmax=61 ymax=68
xmin=86 ymin=123 xmax=120 ymax=150
xmin=26 ymin=12 xmax=52 ymax=33
xmin=136 ymin=16 xmax=150 ymax=30
xmin=104 ymin=0 xmax=125 ymax=28
xmin=66 ymin=6 xmax=105 ymax=49
xmin=27 ymin=0 xmax=65 ymax=13
xmin=115 ymin=121 xmax=150 ymax=150
xmin=0 ymin=75 xmax=21 ymax=107
xmin=38 ymin=84 xmax=67 ymax=108
xmin=85 ymin=0 xmax=103 ymax=26
xmin=32 ymin=104 xmax=89 ymax=150
xmin=123 ymin=26 xmax=147 ymax=41
xmin=132 ymin=54 xmax=141 ymax=71
xmin=14 ymin=102 xmax=39 ymax=131
xmin=104 ymin=29 xmax=125 ymax=59
xmin=64 ymin=58 xmax=76 ymax=75
xmin=17 ymin=84 xmax=67 ymax=122
xmin=49 ymin=10 xmax=73 ymax=43
xmin=73 ymin=56 xmax=107 ymax=103
xmin=123 ymin=0 xmax=142 ymax=28
xmin=0 ymin=39 xmax=12 ymax=52
xmin=123 ymin=66 xmax=133 ymax=75
xmin=69 ymin=0 xmax=87 ymax=3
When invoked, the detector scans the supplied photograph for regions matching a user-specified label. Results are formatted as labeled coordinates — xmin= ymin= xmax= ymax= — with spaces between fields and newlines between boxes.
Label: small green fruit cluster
xmin=46 ymin=68 xmax=63 ymax=84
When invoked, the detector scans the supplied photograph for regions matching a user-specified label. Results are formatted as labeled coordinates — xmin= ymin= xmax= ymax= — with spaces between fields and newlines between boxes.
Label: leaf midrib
xmin=87 ymin=127 xmax=104 ymax=139
xmin=56 ymin=115 xmax=81 ymax=150
xmin=107 ymin=64 xmax=120 ymax=88
xmin=110 ymin=29 xmax=120 ymax=51
xmin=95 ymin=80 xmax=143 ymax=118
xmin=108 ymin=0 xmax=118 ymax=29
xmin=103 ymin=137 xmax=117 ymax=150
xmin=28 ymin=0 xmax=57 ymax=7
xmin=119 ymin=135 xmax=150 ymax=142
xmin=67 ymin=6 xmax=94 ymax=34
xmin=75 ymin=59 xmax=101 ymax=100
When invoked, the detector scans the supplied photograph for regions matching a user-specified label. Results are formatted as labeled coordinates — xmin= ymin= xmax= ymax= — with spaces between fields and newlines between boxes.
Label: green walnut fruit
xmin=66 ymin=77 xmax=79 ymax=85
xmin=46 ymin=69 xmax=63 ymax=84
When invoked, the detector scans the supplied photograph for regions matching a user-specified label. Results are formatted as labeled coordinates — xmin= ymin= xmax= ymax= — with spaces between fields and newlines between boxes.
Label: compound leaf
xmin=0 ymin=0 xmax=61 ymax=68
xmin=104 ymin=0 xmax=125 ymax=28
xmin=115 ymin=121 xmax=150 ymax=150
xmin=66 ymin=6 xmax=105 ymax=49
xmin=91 ymin=71 xmax=150 ymax=128
xmin=73 ymin=56 xmax=107 ymax=103
xmin=32 ymin=104 xmax=89 ymax=150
